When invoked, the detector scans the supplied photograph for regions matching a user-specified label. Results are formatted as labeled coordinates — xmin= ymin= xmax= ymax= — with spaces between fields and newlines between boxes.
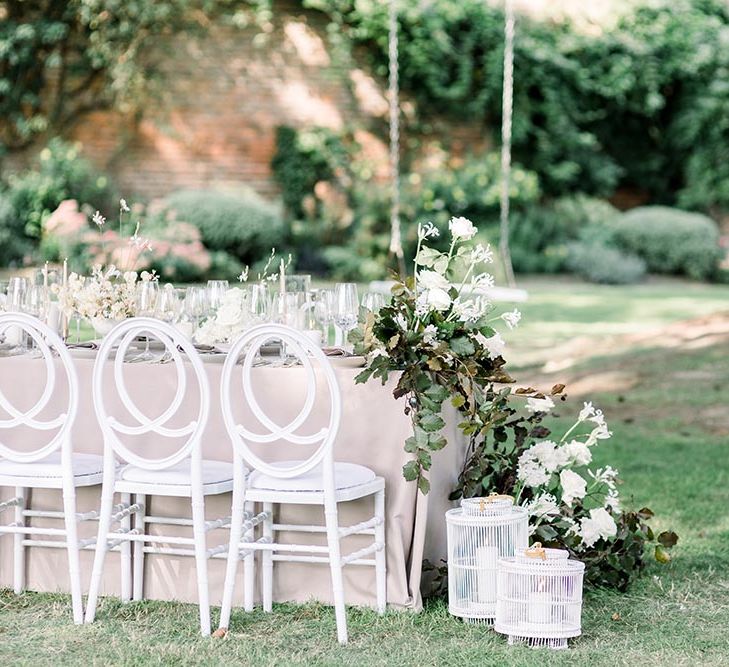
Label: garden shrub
xmin=566 ymin=242 xmax=646 ymax=285
xmin=510 ymin=195 xmax=619 ymax=274
xmin=611 ymin=206 xmax=722 ymax=280
xmin=0 ymin=190 xmax=33 ymax=267
xmin=3 ymin=138 xmax=112 ymax=258
xmin=163 ymin=188 xmax=285 ymax=266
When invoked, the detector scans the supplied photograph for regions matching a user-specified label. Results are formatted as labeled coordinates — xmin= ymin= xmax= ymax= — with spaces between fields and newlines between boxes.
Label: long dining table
xmin=0 ymin=349 xmax=466 ymax=611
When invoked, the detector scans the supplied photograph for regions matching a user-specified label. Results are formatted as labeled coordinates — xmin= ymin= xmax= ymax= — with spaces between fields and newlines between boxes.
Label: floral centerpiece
xmin=354 ymin=215 xmax=676 ymax=590
xmin=53 ymin=199 xmax=156 ymax=335
xmin=195 ymin=287 xmax=247 ymax=345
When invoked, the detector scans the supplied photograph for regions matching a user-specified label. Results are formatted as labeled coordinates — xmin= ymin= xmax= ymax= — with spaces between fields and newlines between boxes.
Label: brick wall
xmin=5 ymin=0 xmax=488 ymax=203
xmin=64 ymin=1 xmax=391 ymax=202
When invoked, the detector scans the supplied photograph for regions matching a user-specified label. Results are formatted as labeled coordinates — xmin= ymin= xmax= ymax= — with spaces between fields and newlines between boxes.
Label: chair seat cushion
xmin=119 ymin=459 xmax=234 ymax=486
xmin=0 ymin=452 xmax=103 ymax=479
xmin=249 ymin=461 xmax=376 ymax=492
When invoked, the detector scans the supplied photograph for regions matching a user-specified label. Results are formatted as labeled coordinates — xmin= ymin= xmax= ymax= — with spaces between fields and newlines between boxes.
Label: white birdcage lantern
xmin=446 ymin=494 xmax=529 ymax=624
xmin=495 ymin=543 xmax=585 ymax=650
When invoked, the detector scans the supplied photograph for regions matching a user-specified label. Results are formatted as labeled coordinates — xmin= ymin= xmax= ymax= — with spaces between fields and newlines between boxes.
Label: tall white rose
xmin=560 ymin=469 xmax=587 ymax=505
xmin=418 ymin=270 xmax=450 ymax=291
xmin=426 ymin=288 xmax=451 ymax=311
xmin=448 ymin=216 xmax=477 ymax=240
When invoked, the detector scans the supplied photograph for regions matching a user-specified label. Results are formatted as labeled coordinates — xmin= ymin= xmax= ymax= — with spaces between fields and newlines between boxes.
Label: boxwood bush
xmin=163 ymin=189 xmax=285 ymax=266
xmin=611 ymin=206 xmax=722 ymax=280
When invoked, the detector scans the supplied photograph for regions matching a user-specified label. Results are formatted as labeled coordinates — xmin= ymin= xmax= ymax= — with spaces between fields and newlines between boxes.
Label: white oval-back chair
xmin=0 ymin=312 xmax=100 ymax=624
xmin=84 ymin=317 xmax=233 ymax=635
xmin=218 ymin=324 xmax=386 ymax=644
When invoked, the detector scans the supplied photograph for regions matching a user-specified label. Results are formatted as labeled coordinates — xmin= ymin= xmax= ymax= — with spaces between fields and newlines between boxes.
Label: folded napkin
xmin=322 ymin=347 xmax=351 ymax=357
xmin=67 ymin=340 xmax=99 ymax=350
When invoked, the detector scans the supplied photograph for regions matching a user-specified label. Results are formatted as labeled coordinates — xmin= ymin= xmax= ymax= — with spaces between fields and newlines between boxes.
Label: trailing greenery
xmin=303 ymin=0 xmax=729 ymax=212
xmin=0 ymin=0 xmax=272 ymax=153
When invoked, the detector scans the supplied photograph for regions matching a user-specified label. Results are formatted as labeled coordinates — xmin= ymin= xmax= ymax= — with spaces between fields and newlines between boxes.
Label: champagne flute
xmin=246 ymin=283 xmax=270 ymax=325
xmin=134 ymin=280 xmax=159 ymax=361
xmin=314 ymin=288 xmax=335 ymax=346
xmin=334 ymin=283 xmax=359 ymax=351
xmin=22 ymin=285 xmax=50 ymax=356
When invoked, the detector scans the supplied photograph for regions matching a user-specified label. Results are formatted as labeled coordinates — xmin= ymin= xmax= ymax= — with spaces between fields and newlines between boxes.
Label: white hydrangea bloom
xmin=517 ymin=457 xmax=551 ymax=488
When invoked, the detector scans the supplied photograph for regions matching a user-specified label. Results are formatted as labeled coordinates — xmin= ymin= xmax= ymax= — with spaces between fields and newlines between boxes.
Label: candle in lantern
xmin=475 ymin=544 xmax=498 ymax=604
xmin=528 ymin=580 xmax=551 ymax=625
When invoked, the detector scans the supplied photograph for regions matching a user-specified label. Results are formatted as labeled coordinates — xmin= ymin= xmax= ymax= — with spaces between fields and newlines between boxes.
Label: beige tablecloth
xmin=0 ymin=353 xmax=466 ymax=610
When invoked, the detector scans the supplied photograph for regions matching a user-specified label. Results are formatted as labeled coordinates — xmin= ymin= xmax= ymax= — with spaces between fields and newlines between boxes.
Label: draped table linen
xmin=0 ymin=352 xmax=466 ymax=610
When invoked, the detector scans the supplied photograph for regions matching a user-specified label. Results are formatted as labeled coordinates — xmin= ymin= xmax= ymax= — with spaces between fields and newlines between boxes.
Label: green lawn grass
xmin=2 ymin=278 xmax=729 ymax=665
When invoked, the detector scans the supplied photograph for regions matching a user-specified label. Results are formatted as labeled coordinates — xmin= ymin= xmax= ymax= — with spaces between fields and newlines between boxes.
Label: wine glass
xmin=184 ymin=286 xmax=209 ymax=342
xmin=361 ymin=291 xmax=385 ymax=314
xmin=0 ymin=281 xmax=8 ymax=313
xmin=155 ymin=284 xmax=182 ymax=324
xmin=134 ymin=281 xmax=159 ymax=361
xmin=207 ymin=280 xmax=229 ymax=314
xmin=334 ymin=283 xmax=359 ymax=350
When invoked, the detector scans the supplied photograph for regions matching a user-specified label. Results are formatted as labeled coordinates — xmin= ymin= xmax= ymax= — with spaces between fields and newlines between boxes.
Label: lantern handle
xmin=525 ymin=542 xmax=547 ymax=560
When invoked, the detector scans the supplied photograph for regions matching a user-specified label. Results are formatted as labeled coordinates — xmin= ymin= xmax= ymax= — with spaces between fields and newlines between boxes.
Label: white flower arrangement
xmin=194 ymin=287 xmax=248 ymax=345
xmin=515 ymin=402 xmax=623 ymax=552
xmin=55 ymin=265 xmax=157 ymax=321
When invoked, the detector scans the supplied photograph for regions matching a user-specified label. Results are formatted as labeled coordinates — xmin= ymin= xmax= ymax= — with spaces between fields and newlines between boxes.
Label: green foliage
xmin=3 ymin=138 xmax=112 ymax=262
xmin=0 ymin=0 xmax=260 ymax=152
xmin=163 ymin=188 xmax=285 ymax=267
xmin=611 ymin=206 xmax=722 ymax=280
xmin=566 ymin=242 xmax=647 ymax=285
xmin=510 ymin=195 xmax=619 ymax=274
xmin=0 ymin=191 xmax=33 ymax=267
xmin=304 ymin=0 xmax=729 ymax=210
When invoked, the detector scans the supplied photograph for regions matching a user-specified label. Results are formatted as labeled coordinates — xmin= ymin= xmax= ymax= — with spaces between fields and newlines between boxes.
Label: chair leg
xmin=13 ymin=486 xmax=27 ymax=595
xmin=191 ymin=495 xmax=211 ymax=636
xmin=132 ymin=493 xmax=146 ymax=601
xmin=120 ymin=493 xmax=132 ymax=603
xmin=62 ymin=486 xmax=84 ymax=624
xmin=261 ymin=502 xmax=272 ymax=613
xmin=219 ymin=485 xmax=246 ymax=629
xmin=324 ymin=500 xmax=347 ymax=645
xmin=374 ymin=488 xmax=387 ymax=615
xmin=85 ymin=476 xmax=116 ymax=624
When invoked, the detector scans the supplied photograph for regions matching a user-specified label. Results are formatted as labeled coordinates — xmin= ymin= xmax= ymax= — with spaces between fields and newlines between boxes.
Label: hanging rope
xmin=388 ymin=0 xmax=406 ymax=275
xmin=499 ymin=0 xmax=516 ymax=287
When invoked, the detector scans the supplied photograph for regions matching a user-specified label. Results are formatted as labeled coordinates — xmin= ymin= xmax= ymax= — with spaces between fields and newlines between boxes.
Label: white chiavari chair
xmin=84 ymin=317 xmax=233 ymax=635
xmin=218 ymin=323 xmax=386 ymax=644
xmin=0 ymin=312 xmax=99 ymax=624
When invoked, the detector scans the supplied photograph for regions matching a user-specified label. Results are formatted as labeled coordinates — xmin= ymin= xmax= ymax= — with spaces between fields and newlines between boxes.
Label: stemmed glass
xmin=207 ymin=280 xmax=229 ymax=315
xmin=313 ymin=289 xmax=334 ymax=346
xmin=334 ymin=283 xmax=359 ymax=351
xmin=133 ymin=280 xmax=159 ymax=361
xmin=246 ymin=284 xmax=270 ymax=325
xmin=155 ymin=284 xmax=182 ymax=324
xmin=22 ymin=285 xmax=50 ymax=356
xmin=361 ymin=292 xmax=385 ymax=314
xmin=184 ymin=286 xmax=209 ymax=343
